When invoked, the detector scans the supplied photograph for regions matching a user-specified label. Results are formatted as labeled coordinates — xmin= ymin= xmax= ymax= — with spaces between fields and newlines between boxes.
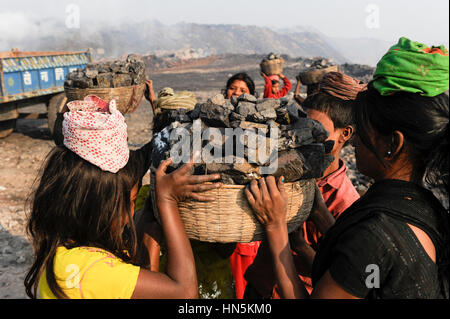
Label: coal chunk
xmin=211 ymin=94 xmax=226 ymax=107
xmin=238 ymin=93 xmax=257 ymax=104
xmin=96 ymin=73 xmax=113 ymax=88
xmin=198 ymin=101 xmax=232 ymax=128
xmin=311 ymin=120 xmax=329 ymax=143
xmin=276 ymin=104 xmax=304 ymax=124
xmin=206 ymin=158 xmax=260 ymax=185
xmin=236 ymin=102 xmax=258 ymax=118
xmin=85 ymin=64 xmax=99 ymax=79
xmin=256 ymin=99 xmax=281 ymax=112
xmin=298 ymin=143 xmax=334 ymax=179
xmin=284 ymin=128 xmax=315 ymax=148
xmin=271 ymin=150 xmax=304 ymax=182
xmin=153 ymin=109 xmax=192 ymax=133
xmin=112 ymin=74 xmax=132 ymax=88
xmin=323 ymin=140 xmax=335 ymax=154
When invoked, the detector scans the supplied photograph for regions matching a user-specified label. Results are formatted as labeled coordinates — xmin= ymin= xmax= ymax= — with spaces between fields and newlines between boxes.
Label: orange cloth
xmin=230 ymin=241 xmax=261 ymax=299
xmin=320 ymin=72 xmax=367 ymax=101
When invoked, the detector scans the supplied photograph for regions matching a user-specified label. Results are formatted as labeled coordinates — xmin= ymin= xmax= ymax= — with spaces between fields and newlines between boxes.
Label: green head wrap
xmin=373 ymin=37 xmax=449 ymax=97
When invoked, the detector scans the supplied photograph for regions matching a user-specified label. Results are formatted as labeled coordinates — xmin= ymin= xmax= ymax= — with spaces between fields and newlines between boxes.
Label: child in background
xmin=224 ymin=72 xmax=256 ymax=98
xmin=261 ymin=72 xmax=292 ymax=99
xmin=24 ymin=96 xmax=222 ymax=299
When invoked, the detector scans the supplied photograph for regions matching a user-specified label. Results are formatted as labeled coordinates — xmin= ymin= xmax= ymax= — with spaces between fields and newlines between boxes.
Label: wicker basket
xmin=65 ymin=84 xmax=146 ymax=114
xmin=260 ymin=58 xmax=285 ymax=76
xmin=298 ymin=65 xmax=339 ymax=85
xmin=149 ymin=174 xmax=315 ymax=243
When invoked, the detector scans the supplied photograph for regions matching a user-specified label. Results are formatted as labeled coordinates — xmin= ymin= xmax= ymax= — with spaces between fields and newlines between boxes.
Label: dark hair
xmin=223 ymin=72 xmax=255 ymax=96
xmin=303 ymin=92 xmax=355 ymax=129
xmin=354 ymin=82 xmax=449 ymax=194
xmin=24 ymin=146 xmax=140 ymax=299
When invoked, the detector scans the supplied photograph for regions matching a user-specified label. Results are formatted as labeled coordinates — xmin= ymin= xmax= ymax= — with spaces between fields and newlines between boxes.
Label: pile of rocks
xmin=262 ymin=52 xmax=283 ymax=62
xmin=307 ymin=58 xmax=336 ymax=70
xmin=297 ymin=57 xmax=338 ymax=86
xmin=64 ymin=54 xmax=146 ymax=89
xmin=339 ymin=63 xmax=375 ymax=83
xmin=151 ymin=93 xmax=334 ymax=185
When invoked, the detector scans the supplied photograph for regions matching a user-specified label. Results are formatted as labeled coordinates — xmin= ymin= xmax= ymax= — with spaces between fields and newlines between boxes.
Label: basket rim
xmin=148 ymin=175 xmax=315 ymax=243
xmin=65 ymin=83 xmax=145 ymax=92
xmin=150 ymin=173 xmax=310 ymax=191
xmin=299 ymin=65 xmax=339 ymax=76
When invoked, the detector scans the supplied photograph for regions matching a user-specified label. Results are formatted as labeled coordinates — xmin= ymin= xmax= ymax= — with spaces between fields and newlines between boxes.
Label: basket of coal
xmin=260 ymin=53 xmax=285 ymax=76
xmin=149 ymin=93 xmax=334 ymax=243
xmin=299 ymin=58 xmax=339 ymax=85
xmin=64 ymin=54 xmax=147 ymax=114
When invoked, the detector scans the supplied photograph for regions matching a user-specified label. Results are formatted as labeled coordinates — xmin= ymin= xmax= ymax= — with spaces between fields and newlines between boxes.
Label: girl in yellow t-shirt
xmin=24 ymin=96 xmax=222 ymax=299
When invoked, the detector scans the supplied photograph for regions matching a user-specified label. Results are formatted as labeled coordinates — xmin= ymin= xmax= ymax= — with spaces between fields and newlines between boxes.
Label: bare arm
xmin=144 ymin=80 xmax=157 ymax=114
xmin=134 ymin=201 xmax=162 ymax=272
xmin=288 ymin=185 xmax=335 ymax=277
xmin=245 ymin=177 xmax=358 ymax=299
xmin=245 ymin=177 xmax=308 ymax=299
xmin=131 ymin=159 xmax=222 ymax=299
xmin=289 ymin=227 xmax=316 ymax=277
xmin=294 ymin=76 xmax=305 ymax=105
xmin=309 ymin=185 xmax=335 ymax=234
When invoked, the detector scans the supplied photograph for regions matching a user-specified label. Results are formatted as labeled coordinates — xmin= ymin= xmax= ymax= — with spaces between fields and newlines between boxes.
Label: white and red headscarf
xmin=62 ymin=95 xmax=129 ymax=173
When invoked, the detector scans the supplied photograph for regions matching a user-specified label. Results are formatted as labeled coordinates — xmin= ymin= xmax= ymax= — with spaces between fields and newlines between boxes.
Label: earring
xmin=386 ymin=151 xmax=392 ymax=157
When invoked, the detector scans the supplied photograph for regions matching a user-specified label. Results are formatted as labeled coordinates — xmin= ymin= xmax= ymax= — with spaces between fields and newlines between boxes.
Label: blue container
xmin=0 ymin=50 xmax=91 ymax=104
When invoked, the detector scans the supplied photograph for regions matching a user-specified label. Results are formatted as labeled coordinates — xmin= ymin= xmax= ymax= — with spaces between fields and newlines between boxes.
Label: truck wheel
xmin=0 ymin=119 xmax=17 ymax=138
xmin=47 ymin=93 xmax=67 ymax=145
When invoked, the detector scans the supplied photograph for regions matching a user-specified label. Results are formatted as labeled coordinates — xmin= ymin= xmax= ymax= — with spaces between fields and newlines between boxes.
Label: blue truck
xmin=0 ymin=49 xmax=91 ymax=138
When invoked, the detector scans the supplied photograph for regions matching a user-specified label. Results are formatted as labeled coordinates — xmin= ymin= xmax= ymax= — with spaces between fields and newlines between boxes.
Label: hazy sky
xmin=1 ymin=0 xmax=449 ymax=46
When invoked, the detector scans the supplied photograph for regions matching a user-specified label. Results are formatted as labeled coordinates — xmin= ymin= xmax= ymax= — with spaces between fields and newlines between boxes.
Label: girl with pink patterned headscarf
xmin=25 ymin=95 xmax=222 ymax=299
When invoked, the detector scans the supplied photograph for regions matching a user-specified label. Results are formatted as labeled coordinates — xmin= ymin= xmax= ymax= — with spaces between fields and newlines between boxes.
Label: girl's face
xmin=226 ymin=80 xmax=250 ymax=99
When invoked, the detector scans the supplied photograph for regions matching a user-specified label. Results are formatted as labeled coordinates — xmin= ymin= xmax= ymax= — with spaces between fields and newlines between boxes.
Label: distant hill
xmin=1 ymin=18 xmax=390 ymax=65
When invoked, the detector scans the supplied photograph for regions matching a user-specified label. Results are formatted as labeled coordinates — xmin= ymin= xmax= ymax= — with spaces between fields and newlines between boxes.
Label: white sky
xmin=1 ymin=0 xmax=449 ymax=46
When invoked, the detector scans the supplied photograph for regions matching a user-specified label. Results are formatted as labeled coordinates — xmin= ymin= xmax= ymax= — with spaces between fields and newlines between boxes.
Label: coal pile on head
xmin=151 ymin=92 xmax=334 ymax=185
xmin=64 ymin=54 xmax=147 ymax=89
xmin=308 ymin=58 xmax=336 ymax=70
xmin=298 ymin=57 xmax=339 ymax=86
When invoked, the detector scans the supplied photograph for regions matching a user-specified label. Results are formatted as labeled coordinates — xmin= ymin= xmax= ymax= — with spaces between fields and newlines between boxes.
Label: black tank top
xmin=312 ymin=179 xmax=449 ymax=299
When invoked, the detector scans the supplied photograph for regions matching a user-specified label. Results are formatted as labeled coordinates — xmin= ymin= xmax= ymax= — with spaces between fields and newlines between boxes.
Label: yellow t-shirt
xmin=38 ymin=246 xmax=140 ymax=299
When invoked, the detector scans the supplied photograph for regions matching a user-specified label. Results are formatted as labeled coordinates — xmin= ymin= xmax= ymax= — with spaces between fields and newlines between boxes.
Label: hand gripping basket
xmin=260 ymin=57 xmax=285 ymax=76
xmin=149 ymin=174 xmax=315 ymax=243
xmin=65 ymin=84 xmax=146 ymax=114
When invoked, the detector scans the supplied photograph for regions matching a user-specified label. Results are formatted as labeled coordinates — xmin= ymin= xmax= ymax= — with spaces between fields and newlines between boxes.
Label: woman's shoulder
xmin=54 ymin=246 xmax=125 ymax=265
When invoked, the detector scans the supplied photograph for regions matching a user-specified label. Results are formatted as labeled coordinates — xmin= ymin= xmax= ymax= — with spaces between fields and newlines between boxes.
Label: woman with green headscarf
xmin=243 ymin=37 xmax=449 ymax=299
